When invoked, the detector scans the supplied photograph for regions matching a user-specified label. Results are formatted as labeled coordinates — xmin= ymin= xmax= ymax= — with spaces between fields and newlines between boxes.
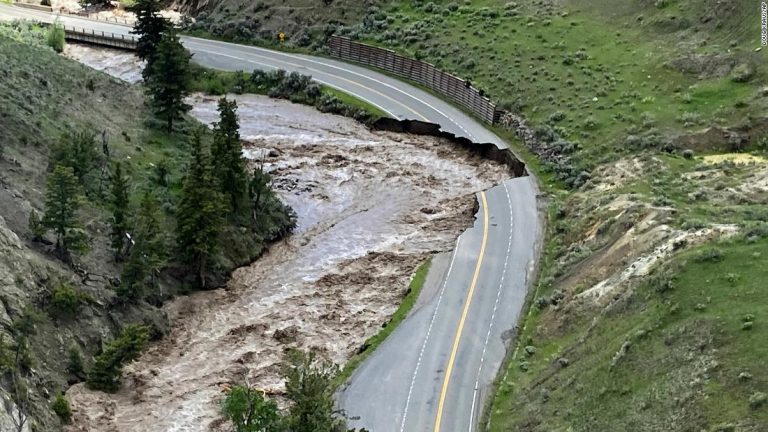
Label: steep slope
xmin=0 ymin=30 xmax=166 ymax=431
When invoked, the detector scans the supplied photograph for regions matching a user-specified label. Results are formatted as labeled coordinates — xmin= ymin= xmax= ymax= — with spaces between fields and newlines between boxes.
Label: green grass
xmin=335 ymin=257 xmax=432 ymax=387
xmin=490 ymin=237 xmax=768 ymax=431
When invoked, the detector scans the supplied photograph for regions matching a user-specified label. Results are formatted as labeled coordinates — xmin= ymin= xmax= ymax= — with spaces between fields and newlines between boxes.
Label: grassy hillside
xmin=178 ymin=1 xmax=768 ymax=430
xmin=0 ymin=25 xmax=164 ymax=430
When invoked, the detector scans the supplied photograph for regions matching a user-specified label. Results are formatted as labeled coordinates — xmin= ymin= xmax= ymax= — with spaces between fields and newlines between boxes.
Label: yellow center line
xmin=184 ymin=39 xmax=430 ymax=121
xmin=434 ymin=191 xmax=489 ymax=432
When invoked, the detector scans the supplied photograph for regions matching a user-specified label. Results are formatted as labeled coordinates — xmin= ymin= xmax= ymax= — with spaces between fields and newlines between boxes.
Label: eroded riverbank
xmin=63 ymin=89 xmax=509 ymax=430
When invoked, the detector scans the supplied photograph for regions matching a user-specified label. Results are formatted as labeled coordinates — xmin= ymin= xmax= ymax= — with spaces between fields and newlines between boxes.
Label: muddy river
xmin=64 ymin=46 xmax=509 ymax=431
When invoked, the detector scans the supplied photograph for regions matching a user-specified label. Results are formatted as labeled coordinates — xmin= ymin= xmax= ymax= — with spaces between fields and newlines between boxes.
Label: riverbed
xmin=63 ymin=47 xmax=509 ymax=431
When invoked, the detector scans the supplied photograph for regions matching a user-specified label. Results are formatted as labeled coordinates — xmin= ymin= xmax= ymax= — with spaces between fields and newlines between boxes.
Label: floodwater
xmin=65 ymin=46 xmax=509 ymax=432
xmin=64 ymin=43 xmax=144 ymax=84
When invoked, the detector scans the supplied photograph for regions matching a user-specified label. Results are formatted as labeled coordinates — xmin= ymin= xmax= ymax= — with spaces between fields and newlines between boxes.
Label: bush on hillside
xmin=87 ymin=324 xmax=149 ymax=392
xmin=46 ymin=23 xmax=65 ymax=53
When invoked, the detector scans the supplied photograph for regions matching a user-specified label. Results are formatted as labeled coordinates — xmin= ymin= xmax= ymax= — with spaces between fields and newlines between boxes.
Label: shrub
xmin=749 ymin=392 xmax=767 ymax=410
xmin=67 ymin=345 xmax=85 ymax=377
xmin=46 ymin=23 xmax=65 ymax=53
xmin=52 ymin=393 xmax=72 ymax=424
xmin=682 ymin=149 xmax=694 ymax=159
xmin=87 ymin=324 xmax=149 ymax=392
xmin=548 ymin=111 xmax=566 ymax=123
xmin=693 ymin=247 xmax=725 ymax=263
xmin=28 ymin=209 xmax=46 ymax=241
xmin=49 ymin=284 xmax=91 ymax=319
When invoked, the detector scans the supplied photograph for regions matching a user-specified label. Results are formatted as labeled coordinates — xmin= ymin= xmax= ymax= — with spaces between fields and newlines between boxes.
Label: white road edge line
xmin=467 ymin=182 xmax=515 ymax=432
xmin=399 ymin=237 xmax=462 ymax=432
xmin=185 ymin=36 xmax=478 ymax=141
xmin=186 ymin=46 xmax=399 ymax=119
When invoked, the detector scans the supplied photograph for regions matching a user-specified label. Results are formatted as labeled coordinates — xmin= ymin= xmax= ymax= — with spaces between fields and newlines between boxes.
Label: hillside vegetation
xmin=172 ymin=0 xmax=768 ymax=430
xmin=0 ymin=22 xmax=294 ymax=429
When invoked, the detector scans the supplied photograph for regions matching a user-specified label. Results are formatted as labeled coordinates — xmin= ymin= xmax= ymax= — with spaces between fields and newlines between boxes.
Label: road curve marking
xmin=183 ymin=38 xmax=428 ymax=121
xmin=434 ymin=191 xmax=489 ymax=432
xmin=467 ymin=182 xmax=514 ymax=431
xmin=399 ymin=237 xmax=463 ymax=432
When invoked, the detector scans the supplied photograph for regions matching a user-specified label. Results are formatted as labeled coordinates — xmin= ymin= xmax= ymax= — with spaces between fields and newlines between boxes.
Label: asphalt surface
xmin=0 ymin=5 xmax=541 ymax=431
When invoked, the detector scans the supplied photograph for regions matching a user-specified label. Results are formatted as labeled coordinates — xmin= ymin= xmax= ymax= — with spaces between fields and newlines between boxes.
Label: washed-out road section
xmin=0 ymin=5 xmax=540 ymax=431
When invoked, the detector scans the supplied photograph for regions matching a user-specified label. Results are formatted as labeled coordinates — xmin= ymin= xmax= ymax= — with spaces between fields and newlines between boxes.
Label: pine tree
xmin=130 ymin=0 xmax=170 ymax=68
xmin=50 ymin=129 xmax=99 ymax=183
xmin=211 ymin=98 xmax=248 ymax=214
xmin=176 ymin=131 xmax=226 ymax=288
xmin=248 ymin=165 xmax=272 ymax=221
xmin=43 ymin=165 xmax=86 ymax=258
xmin=145 ymin=29 xmax=192 ymax=132
xmin=109 ymin=162 xmax=131 ymax=261
xmin=118 ymin=192 xmax=166 ymax=301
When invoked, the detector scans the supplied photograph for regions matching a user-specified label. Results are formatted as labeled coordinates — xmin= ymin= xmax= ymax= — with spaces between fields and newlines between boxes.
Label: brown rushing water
xmin=64 ymin=47 xmax=509 ymax=431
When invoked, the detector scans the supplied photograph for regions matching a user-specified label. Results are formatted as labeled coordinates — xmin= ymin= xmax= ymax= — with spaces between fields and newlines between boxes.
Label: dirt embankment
xmin=65 ymin=94 xmax=510 ymax=431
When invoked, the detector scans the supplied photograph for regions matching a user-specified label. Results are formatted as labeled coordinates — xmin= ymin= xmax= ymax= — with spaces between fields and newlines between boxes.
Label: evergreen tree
xmin=109 ymin=162 xmax=131 ymax=261
xmin=119 ymin=192 xmax=166 ymax=301
xmin=248 ymin=165 xmax=272 ymax=221
xmin=87 ymin=324 xmax=149 ymax=393
xmin=176 ymin=131 xmax=226 ymax=288
xmin=43 ymin=165 xmax=86 ymax=258
xmin=211 ymin=98 xmax=248 ymax=214
xmin=130 ymin=0 xmax=170 ymax=69
xmin=145 ymin=29 xmax=192 ymax=132
xmin=50 ymin=129 xmax=100 ymax=183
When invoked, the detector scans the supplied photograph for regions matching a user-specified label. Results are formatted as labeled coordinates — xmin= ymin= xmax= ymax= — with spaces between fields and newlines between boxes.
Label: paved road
xmin=0 ymin=5 xmax=541 ymax=431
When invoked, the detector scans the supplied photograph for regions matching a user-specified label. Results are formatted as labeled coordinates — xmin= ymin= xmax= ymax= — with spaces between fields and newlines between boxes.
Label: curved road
xmin=0 ymin=5 xmax=541 ymax=431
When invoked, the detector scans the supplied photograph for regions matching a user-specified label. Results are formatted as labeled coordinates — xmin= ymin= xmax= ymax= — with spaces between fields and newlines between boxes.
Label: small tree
xmin=87 ymin=324 xmax=149 ymax=393
xmin=131 ymin=0 xmax=170 ymax=66
xmin=46 ymin=22 xmax=65 ymax=53
xmin=43 ymin=165 xmax=86 ymax=258
xmin=283 ymin=351 xmax=345 ymax=432
xmin=67 ymin=345 xmax=85 ymax=379
xmin=222 ymin=385 xmax=282 ymax=432
xmin=52 ymin=393 xmax=72 ymax=424
xmin=48 ymin=283 xmax=90 ymax=320
xmin=145 ymin=29 xmax=192 ymax=132
xmin=109 ymin=162 xmax=131 ymax=261
xmin=50 ymin=129 xmax=100 ymax=184
xmin=118 ymin=192 xmax=166 ymax=301
xmin=28 ymin=209 xmax=46 ymax=242
xmin=248 ymin=165 xmax=272 ymax=221
xmin=176 ymin=131 xmax=226 ymax=288
xmin=211 ymin=98 xmax=248 ymax=214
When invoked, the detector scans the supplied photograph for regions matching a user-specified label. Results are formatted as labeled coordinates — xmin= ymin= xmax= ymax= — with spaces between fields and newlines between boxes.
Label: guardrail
xmin=328 ymin=36 xmax=499 ymax=125
xmin=62 ymin=11 xmax=134 ymax=26
xmin=63 ymin=26 xmax=137 ymax=50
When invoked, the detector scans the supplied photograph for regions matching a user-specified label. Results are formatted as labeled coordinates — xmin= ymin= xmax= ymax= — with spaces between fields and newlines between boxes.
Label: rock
xmin=273 ymin=325 xmax=300 ymax=344
xmin=730 ymin=63 xmax=755 ymax=83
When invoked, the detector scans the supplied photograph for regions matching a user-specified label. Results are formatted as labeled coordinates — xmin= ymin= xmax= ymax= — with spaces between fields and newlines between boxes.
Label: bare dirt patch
xmin=65 ymin=94 xmax=508 ymax=431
